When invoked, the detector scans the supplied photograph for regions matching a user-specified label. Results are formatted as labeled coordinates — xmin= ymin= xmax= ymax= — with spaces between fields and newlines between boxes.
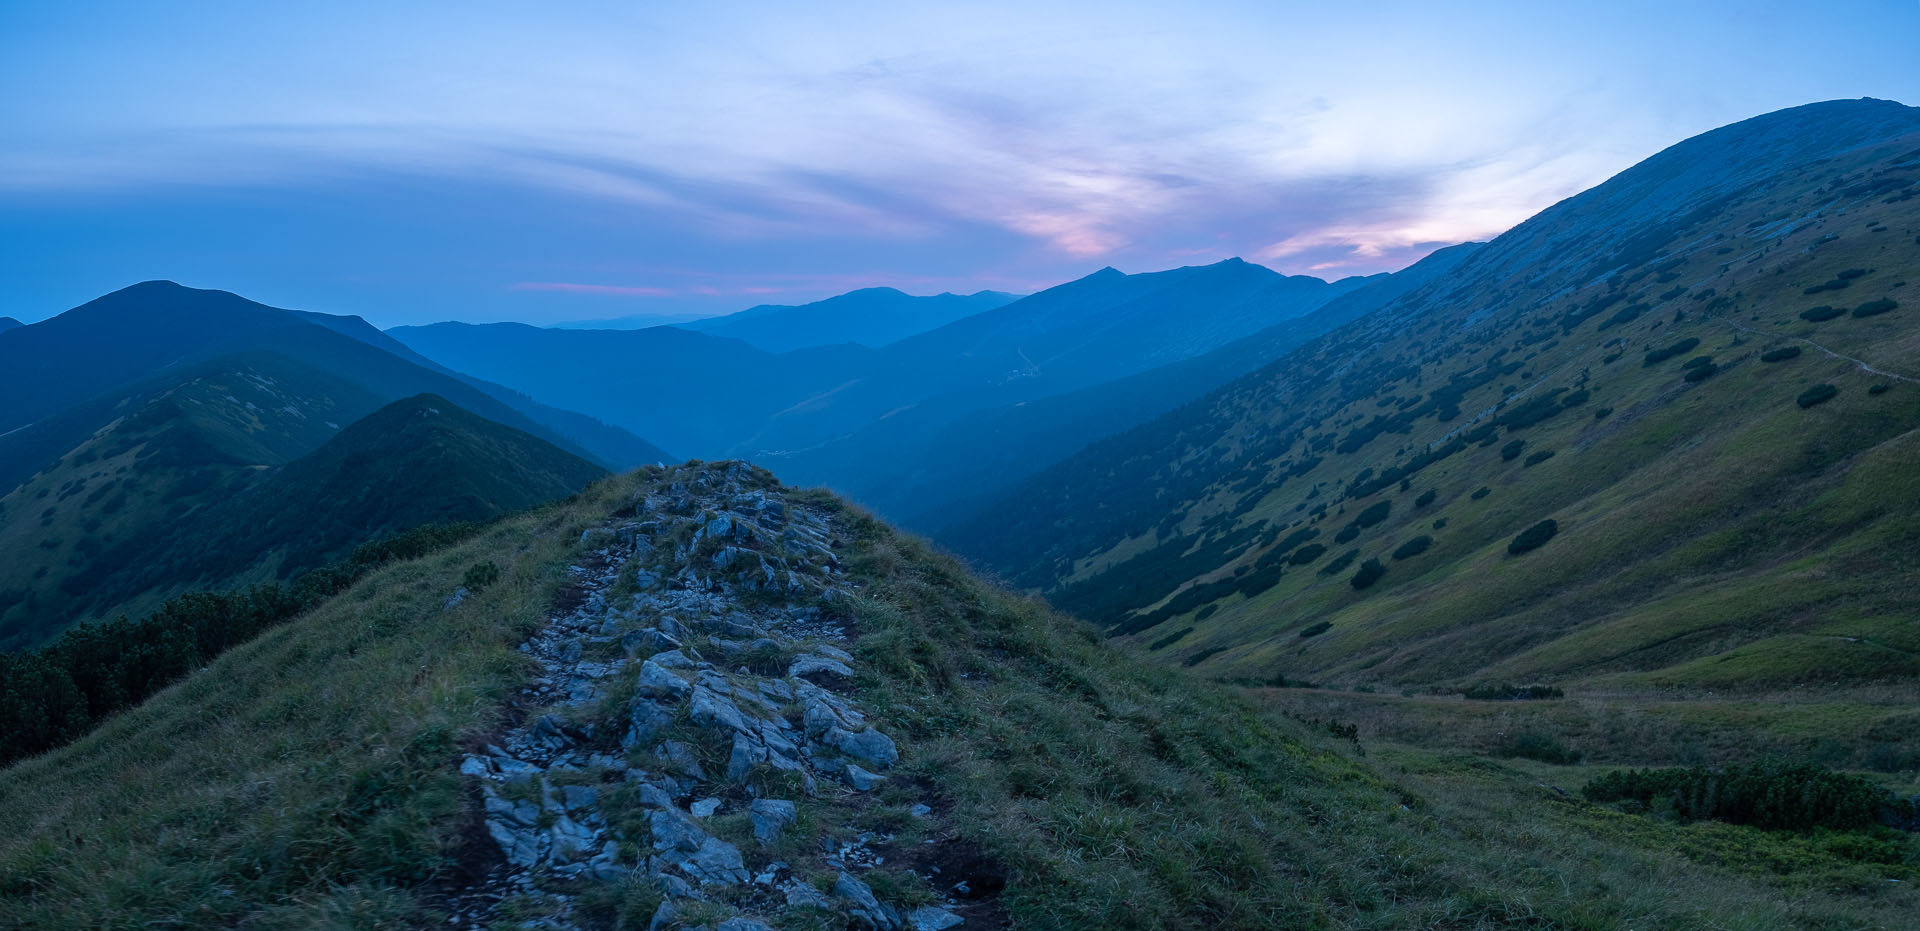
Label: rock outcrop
xmin=447 ymin=462 xmax=972 ymax=930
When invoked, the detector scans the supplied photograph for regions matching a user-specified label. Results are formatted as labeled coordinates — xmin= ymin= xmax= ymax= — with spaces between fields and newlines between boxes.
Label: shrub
xmin=1797 ymin=384 xmax=1839 ymax=408
xmin=1334 ymin=524 xmax=1360 ymax=544
xmin=1802 ymin=278 xmax=1852 ymax=294
xmin=1298 ymin=620 xmax=1332 ymax=639
xmin=1147 ymin=627 xmax=1193 ymax=651
xmin=1288 ymin=543 xmax=1327 ymax=565
xmin=1318 ymin=548 xmax=1359 ymax=576
xmin=1470 ymin=486 xmax=1491 ymax=500
xmin=1523 ymin=450 xmax=1556 ymax=467
xmin=1353 ymin=500 xmax=1392 ymax=528
xmin=1494 ymin=731 xmax=1582 ymax=765
xmin=1194 ymin=603 xmax=1219 ymax=621
xmin=1643 ymin=336 xmax=1701 ymax=365
xmin=1560 ymin=389 xmax=1591 ymax=407
xmin=461 ymin=560 xmax=501 ymax=591
xmin=1683 ymin=362 xmax=1720 ymax=382
xmin=1500 ymin=440 xmax=1526 ymax=461
xmin=1869 ymin=383 xmax=1891 ymax=396
xmin=1349 ymin=558 xmax=1386 ymax=590
xmin=1582 ymin=762 xmax=1896 ymax=831
xmin=1414 ymin=489 xmax=1437 ymax=508
xmin=1760 ymin=346 xmax=1802 ymax=362
xmin=1462 ymin=683 xmax=1564 ymax=701
xmin=1836 ymin=268 xmax=1869 ymax=280
xmin=1391 ymin=535 xmax=1433 ymax=560
xmin=1432 ymin=518 xmax=1448 ymax=530
xmin=1508 ymin=519 xmax=1558 ymax=554
xmin=1592 ymin=406 xmax=1613 ymax=420
xmin=1852 ymin=298 xmax=1898 ymax=318
xmin=1799 ymin=304 xmax=1845 ymax=321
xmin=1681 ymin=354 xmax=1714 ymax=370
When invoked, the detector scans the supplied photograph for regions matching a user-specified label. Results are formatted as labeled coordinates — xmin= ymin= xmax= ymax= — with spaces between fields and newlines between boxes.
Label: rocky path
xmin=446 ymin=462 xmax=977 ymax=930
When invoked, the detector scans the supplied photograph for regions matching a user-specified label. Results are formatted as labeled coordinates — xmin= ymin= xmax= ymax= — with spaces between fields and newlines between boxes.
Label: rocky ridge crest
xmin=450 ymin=462 xmax=976 ymax=930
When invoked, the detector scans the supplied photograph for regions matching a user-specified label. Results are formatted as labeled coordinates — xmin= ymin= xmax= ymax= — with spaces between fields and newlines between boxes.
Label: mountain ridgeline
xmin=684 ymin=286 xmax=1021 ymax=352
xmin=945 ymin=98 xmax=1920 ymax=714
xmin=391 ymin=259 xmax=1398 ymax=530
xmin=0 ymin=369 xmax=606 ymax=650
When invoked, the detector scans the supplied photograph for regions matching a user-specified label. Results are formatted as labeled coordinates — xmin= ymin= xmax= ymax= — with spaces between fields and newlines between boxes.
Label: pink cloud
xmin=512 ymin=281 xmax=677 ymax=297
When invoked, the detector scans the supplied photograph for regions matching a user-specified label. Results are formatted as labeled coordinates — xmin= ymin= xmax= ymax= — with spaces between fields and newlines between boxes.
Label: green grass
xmin=5 ymin=466 xmax=1914 ymax=928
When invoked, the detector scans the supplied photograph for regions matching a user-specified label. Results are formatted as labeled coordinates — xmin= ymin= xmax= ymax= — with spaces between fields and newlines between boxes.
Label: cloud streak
xmin=2 ymin=1 xmax=1916 ymax=324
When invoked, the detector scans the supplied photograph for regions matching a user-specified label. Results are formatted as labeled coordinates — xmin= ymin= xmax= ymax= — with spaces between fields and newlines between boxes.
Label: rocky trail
xmin=445 ymin=463 xmax=993 ymax=930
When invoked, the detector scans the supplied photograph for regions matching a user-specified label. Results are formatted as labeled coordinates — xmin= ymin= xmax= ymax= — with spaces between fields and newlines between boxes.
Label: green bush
xmin=1334 ymin=524 xmax=1360 ymax=544
xmin=1803 ymin=279 xmax=1852 ymax=295
xmin=1414 ymin=489 xmax=1437 ymax=508
xmin=1593 ymin=406 xmax=1613 ymax=420
xmin=1523 ymin=450 xmax=1556 ymax=467
xmin=1288 ymin=543 xmax=1327 ymax=566
xmin=1508 ymin=519 xmax=1558 ymax=554
xmin=1643 ymin=336 xmax=1701 ymax=365
xmin=461 ymin=560 xmax=501 ymax=591
xmin=1852 ymin=298 xmax=1898 ymax=318
xmin=1760 ymin=346 xmax=1802 ymax=362
xmin=1493 ymin=731 xmax=1581 ymax=765
xmin=1391 ymin=535 xmax=1433 ymax=560
xmin=1681 ymin=355 xmax=1714 ymax=370
xmin=1298 ymin=620 xmax=1332 ymax=639
xmin=1836 ymin=267 xmax=1869 ymax=280
xmin=1470 ymin=486 xmax=1491 ymax=500
xmin=1797 ymin=384 xmax=1839 ymax=408
xmin=1461 ymin=683 xmax=1563 ymax=701
xmin=1799 ymin=304 xmax=1845 ymax=322
xmin=1868 ymin=383 xmax=1891 ymax=396
xmin=1318 ymin=548 xmax=1359 ymax=576
xmin=1581 ymin=762 xmax=1896 ymax=831
xmin=1500 ymin=439 xmax=1526 ymax=461
xmin=1349 ymin=558 xmax=1386 ymax=590
xmin=1353 ymin=500 xmax=1392 ymax=528
xmin=1683 ymin=362 xmax=1720 ymax=382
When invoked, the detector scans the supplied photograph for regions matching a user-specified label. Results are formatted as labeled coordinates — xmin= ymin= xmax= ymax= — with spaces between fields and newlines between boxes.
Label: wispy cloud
xmin=4 ymin=1 xmax=1916 ymax=323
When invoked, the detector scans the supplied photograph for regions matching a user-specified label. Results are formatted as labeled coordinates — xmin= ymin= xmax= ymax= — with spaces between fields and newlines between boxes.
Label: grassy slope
xmin=1 ymin=466 xmax=1911 ymax=929
xmin=0 ymin=355 xmax=389 ymax=649
xmin=0 ymin=374 xmax=605 ymax=652
xmin=947 ymin=114 xmax=1920 ymax=713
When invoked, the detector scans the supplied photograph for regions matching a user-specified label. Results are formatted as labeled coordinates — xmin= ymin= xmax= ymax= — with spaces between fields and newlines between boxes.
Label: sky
xmin=3 ymin=0 xmax=1917 ymax=327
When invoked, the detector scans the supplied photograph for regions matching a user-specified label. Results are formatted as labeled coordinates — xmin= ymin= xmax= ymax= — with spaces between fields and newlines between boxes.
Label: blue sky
xmin=3 ymin=0 xmax=1917 ymax=326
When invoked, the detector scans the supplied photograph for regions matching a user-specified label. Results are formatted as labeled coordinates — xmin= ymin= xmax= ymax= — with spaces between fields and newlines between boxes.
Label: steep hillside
xmin=741 ymin=259 xmax=1377 ymax=456
xmin=686 ymin=287 xmax=1021 ymax=351
xmin=772 ymin=244 xmax=1483 ymax=531
xmin=0 ymin=281 xmax=668 ymax=470
xmin=947 ymin=99 xmax=1920 ymax=715
xmin=3 ymin=462 xmax=1908 ymax=929
xmin=387 ymin=322 xmax=872 ymax=458
xmin=0 ymin=375 xmax=605 ymax=650
xmin=0 ymin=353 xmax=389 ymax=648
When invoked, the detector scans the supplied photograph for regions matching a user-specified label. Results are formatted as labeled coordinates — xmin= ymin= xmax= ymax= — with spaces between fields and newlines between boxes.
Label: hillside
xmin=772 ymin=244 xmax=1484 ymax=531
xmin=386 ymin=322 xmax=872 ymax=457
xmin=0 ymin=281 xmax=669 ymax=471
xmin=0 ymin=316 xmax=20 ymax=333
xmin=391 ymin=260 xmax=1388 ymax=530
xmin=685 ymin=287 xmax=1021 ymax=352
xmin=0 ymin=372 xmax=605 ymax=650
xmin=944 ymin=99 xmax=1920 ymax=763
xmin=2 ymin=461 xmax=1909 ymax=929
